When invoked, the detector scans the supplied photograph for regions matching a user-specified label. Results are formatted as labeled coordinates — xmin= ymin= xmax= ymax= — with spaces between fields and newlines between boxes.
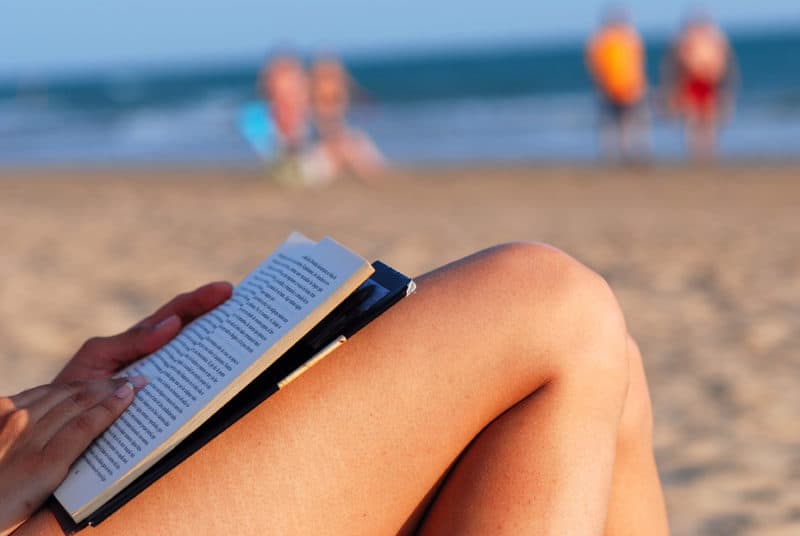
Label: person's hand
xmin=0 ymin=376 xmax=147 ymax=535
xmin=54 ymin=282 xmax=233 ymax=384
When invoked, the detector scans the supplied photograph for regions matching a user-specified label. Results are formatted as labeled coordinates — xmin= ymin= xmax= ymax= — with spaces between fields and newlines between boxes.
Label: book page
xmin=54 ymin=233 xmax=373 ymax=522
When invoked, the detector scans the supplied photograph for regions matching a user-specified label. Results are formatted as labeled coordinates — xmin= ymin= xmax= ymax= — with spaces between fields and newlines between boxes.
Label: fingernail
xmin=115 ymin=382 xmax=134 ymax=399
xmin=155 ymin=315 xmax=179 ymax=330
xmin=129 ymin=375 xmax=149 ymax=389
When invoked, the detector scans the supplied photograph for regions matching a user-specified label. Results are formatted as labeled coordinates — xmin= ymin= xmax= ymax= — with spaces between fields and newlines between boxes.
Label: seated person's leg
xmin=25 ymin=243 xmax=653 ymax=535
xmin=602 ymin=336 xmax=669 ymax=536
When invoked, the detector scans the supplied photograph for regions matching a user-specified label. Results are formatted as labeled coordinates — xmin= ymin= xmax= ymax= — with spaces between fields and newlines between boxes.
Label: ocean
xmin=1 ymin=28 xmax=798 ymax=165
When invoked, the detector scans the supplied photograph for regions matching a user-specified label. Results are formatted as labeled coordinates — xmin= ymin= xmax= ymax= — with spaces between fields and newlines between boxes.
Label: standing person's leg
xmin=24 ymin=243 xmax=661 ymax=535
xmin=619 ymin=106 xmax=635 ymax=160
xmin=686 ymin=93 xmax=719 ymax=161
xmin=688 ymin=118 xmax=715 ymax=161
xmin=624 ymin=101 xmax=651 ymax=161
xmin=600 ymin=100 xmax=622 ymax=161
xmin=699 ymin=118 xmax=718 ymax=160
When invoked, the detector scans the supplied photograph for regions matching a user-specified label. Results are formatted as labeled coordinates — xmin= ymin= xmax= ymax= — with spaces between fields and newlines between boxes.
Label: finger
xmin=24 ymin=377 xmax=131 ymax=426
xmin=133 ymin=281 xmax=233 ymax=329
xmin=0 ymin=395 xmax=16 ymax=420
xmin=81 ymin=315 xmax=183 ymax=372
xmin=13 ymin=383 xmax=79 ymax=423
xmin=9 ymin=384 xmax=58 ymax=409
xmin=30 ymin=377 xmax=147 ymax=435
xmin=40 ymin=377 xmax=146 ymax=460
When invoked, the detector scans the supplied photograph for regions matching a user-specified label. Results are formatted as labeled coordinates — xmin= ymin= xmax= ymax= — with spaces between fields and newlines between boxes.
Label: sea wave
xmin=1 ymin=30 xmax=798 ymax=164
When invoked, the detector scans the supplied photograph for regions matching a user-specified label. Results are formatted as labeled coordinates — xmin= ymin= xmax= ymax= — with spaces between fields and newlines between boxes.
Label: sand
xmin=1 ymin=165 xmax=798 ymax=535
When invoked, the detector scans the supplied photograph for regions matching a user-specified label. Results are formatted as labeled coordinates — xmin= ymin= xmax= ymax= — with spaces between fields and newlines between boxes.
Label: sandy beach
xmin=1 ymin=164 xmax=798 ymax=535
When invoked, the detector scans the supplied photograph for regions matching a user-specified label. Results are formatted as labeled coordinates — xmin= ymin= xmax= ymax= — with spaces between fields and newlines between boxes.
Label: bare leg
xmin=417 ymin=333 xmax=669 ymax=536
xmin=603 ymin=336 xmax=670 ymax=535
xmin=600 ymin=115 xmax=619 ymax=161
xmin=620 ymin=106 xmax=650 ymax=162
xmin=619 ymin=112 xmax=634 ymax=161
xmin=417 ymin=368 xmax=626 ymax=534
xmin=688 ymin=117 xmax=717 ymax=161
xmin=22 ymin=243 xmax=661 ymax=535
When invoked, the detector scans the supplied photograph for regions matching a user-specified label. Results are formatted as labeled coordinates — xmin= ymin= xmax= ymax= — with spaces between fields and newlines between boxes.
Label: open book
xmin=52 ymin=232 xmax=415 ymax=528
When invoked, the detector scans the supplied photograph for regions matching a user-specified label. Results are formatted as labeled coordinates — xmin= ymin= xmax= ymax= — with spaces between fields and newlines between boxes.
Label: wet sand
xmin=1 ymin=165 xmax=798 ymax=535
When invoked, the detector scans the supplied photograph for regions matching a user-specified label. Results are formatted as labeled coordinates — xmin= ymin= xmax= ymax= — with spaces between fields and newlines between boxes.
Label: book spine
xmin=277 ymin=336 xmax=346 ymax=389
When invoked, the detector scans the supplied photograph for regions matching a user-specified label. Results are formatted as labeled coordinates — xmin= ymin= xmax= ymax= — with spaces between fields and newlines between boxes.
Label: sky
xmin=1 ymin=0 xmax=797 ymax=76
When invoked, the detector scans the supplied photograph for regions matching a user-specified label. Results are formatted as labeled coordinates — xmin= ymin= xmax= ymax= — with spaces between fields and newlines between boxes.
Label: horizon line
xmin=0 ymin=19 xmax=797 ymax=84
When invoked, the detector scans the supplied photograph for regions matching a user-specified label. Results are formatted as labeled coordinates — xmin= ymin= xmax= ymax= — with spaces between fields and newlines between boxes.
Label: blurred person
xmin=305 ymin=56 xmax=385 ymax=184
xmin=586 ymin=8 xmax=649 ymax=162
xmin=255 ymin=53 xmax=317 ymax=185
xmin=258 ymin=54 xmax=310 ymax=154
xmin=661 ymin=13 xmax=737 ymax=161
xmin=237 ymin=54 xmax=306 ymax=163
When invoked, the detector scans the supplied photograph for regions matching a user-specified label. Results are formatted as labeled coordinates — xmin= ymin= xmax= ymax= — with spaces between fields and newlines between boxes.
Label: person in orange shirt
xmin=586 ymin=9 xmax=649 ymax=161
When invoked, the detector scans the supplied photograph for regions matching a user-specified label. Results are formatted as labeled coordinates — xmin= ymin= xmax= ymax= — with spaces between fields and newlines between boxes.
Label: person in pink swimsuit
xmin=662 ymin=14 xmax=737 ymax=160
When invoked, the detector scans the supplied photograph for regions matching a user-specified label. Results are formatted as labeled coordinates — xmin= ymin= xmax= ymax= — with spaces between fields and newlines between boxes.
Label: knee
xmin=617 ymin=335 xmax=655 ymax=450
xmin=478 ymin=242 xmax=630 ymax=397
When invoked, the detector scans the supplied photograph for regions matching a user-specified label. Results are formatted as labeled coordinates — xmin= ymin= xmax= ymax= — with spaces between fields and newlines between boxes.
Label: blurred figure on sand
xmin=259 ymin=54 xmax=310 ymax=154
xmin=254 ymin=54 xmax=384 ymax=186
xmin=661 ymin=13 xmax=737 ymax=161
xmin=586 ymin=7 xmax=649 ymax=162
xmin=306 ymin=57 xmax=385 ymax=184
xmin=254 ymin=54 xmax=317 ymax=185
